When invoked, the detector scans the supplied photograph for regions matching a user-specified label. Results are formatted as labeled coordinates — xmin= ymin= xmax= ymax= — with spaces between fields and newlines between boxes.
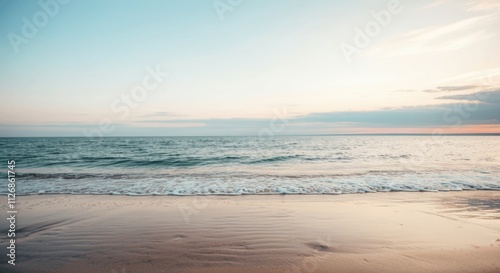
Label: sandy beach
xmin=1 ymin=191 xmax=500 ymax=273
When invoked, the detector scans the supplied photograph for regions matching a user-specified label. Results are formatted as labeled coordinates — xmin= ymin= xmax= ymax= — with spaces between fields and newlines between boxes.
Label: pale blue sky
xmin=0 ymin=0 xmax=499 ymax=136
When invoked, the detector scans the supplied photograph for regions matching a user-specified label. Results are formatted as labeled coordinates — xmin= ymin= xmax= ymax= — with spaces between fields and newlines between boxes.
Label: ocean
xmin=1 ymin=136 xmax=499 ymax=195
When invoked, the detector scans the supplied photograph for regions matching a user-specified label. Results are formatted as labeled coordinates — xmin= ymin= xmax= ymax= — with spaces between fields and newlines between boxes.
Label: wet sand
xmin=1 ymin=191 xmax=500 ymax=273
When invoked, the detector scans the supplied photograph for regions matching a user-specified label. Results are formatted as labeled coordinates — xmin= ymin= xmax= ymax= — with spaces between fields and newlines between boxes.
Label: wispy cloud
xmin=424 ymin=85 xmax=481 ymax=93
xmin=396 ymin=85 xmax=482 ymax=93
xmin=131 ymin=122 xmax=206 ymax=128
xmin=367 ymin=15 xmax=494 ymax=57
xmin=420 ymin=0 xmax=451 ymax=10
xmin=438 ymin=67 xmax=500 ymax=84
xmin=466 ymin=0 xmax=500 ymax=12
xmin=137 ymin=112 xmax=182 ymax=118
xmin=437 ymin=90 xmax=500 ymax=103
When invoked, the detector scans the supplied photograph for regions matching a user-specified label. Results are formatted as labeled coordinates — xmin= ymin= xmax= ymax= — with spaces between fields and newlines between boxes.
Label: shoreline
xmin=1 ymin=191 xmax=499 ymax=272
xmin=7 ymin=188 xmax=500 ymax=197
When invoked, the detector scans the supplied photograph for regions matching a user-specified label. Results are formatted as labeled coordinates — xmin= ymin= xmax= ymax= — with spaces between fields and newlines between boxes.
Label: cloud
xmin=395 ymin=85 xmax=482 ymax=93
xmin=436 ymin=85 xmax=479 ymax=91
xmin=295 ymin=102 xmax=499 ymax=127
xmin=466 ymin=0 xmax=500 ymax=12
xmin=423 ymin=85 xmax=481 ymax=93
xmin=137 ymin=112 xmax=182 ymax=118
xmin=437 ymin=67 xmax=500 ymax=86
xmin=2 ymin=91 xmax=500 ymax=136
xmin=131 ymin=122 xmax=206 ymax=128
xmin=420 ymin=0 xmax=451 ymax=10
xmin=367 ymin=15 xmax=494 ymax=57
xmin=135 ymin=95 xmax=500 ymax=129
xmin=437 ymin=90 xmax=500 ymax=103
xmin=420 ymin=0 xmax=500 ymax=13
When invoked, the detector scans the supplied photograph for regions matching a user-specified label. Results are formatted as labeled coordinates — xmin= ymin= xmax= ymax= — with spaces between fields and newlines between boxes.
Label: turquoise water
xmin=1 ymin=136 xmax=499 ymax=195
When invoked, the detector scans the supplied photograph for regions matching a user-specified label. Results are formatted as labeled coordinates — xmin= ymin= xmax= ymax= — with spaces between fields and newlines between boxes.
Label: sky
xmin=0 ymin=0 xmax=499 ymax=136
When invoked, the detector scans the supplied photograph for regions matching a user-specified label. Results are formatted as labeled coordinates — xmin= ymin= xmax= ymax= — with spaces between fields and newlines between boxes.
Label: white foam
xmin=6 ymin=169 xmax=500 ymax=196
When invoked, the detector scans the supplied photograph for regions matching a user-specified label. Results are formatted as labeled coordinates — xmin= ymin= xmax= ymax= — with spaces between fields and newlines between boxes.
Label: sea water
xmin=1 ymin=136 xmax=499 ymax=195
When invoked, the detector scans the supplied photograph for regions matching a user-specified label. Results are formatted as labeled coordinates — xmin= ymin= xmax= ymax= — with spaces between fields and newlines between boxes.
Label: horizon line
xmin=1 ymin=133 xmax=500 ymax=138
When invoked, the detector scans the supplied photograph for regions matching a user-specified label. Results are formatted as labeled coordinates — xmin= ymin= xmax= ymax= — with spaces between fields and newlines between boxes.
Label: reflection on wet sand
xmin=438 ymin=192 xmax=500 ymax=220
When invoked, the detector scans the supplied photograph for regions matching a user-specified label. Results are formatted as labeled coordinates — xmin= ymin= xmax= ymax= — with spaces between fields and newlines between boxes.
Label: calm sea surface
xmin=1 ymin=136 xmax=499 ymax=195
